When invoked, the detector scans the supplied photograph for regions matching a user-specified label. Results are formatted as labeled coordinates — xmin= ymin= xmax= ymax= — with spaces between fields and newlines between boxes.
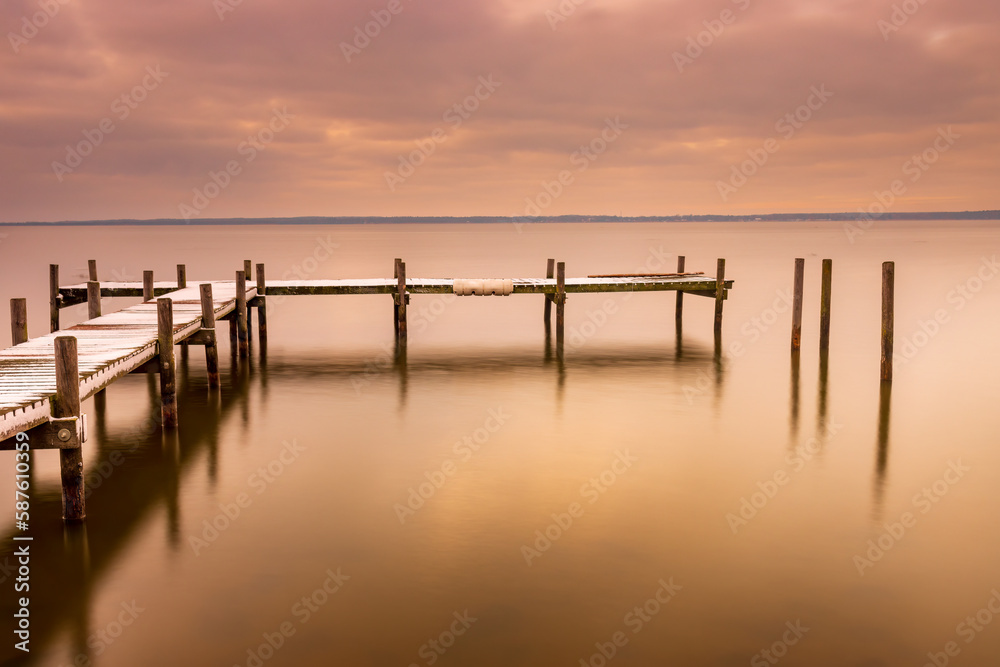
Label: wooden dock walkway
xmin=3 ymin=257 xmax=733 ymax=521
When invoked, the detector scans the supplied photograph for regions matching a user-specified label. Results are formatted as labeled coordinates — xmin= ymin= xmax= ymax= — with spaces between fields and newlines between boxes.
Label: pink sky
xmin=1 ymin=0 xmax=997 ymax=221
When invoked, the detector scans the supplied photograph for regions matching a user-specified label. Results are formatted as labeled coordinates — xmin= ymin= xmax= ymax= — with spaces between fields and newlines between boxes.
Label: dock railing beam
xmin=881 ymin=261 xmax=894 ymax=382
xmin=791 ymin=258 xmax=805 ymax=352
xmin=199 ymin=284 xmax=221 ymax=388
xmin=10 ymin=298 xmax=28 ymax=345
xmin=158 ymin=298 xmax=179 ymax=427
xmin=54 ymin=336 xmax=85 ymax=521
xmin=236 ymin=270 xmax=249 ymax=358
xmin=49 ymin=264 xmax=60 ymax=332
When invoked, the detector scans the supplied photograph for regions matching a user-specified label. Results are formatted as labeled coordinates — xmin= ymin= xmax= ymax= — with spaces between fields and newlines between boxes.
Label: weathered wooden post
xmin=157 ymin=298 xmax=178 ymax=427
xmin=881 ymin=261 xmax=894 ymax=382
xmin=393 ymin=258 xmax=402 ymax=336
xmin=819 ymin=259 xmax=832 ymax=352
xmin=54 ymin=336 xmax=85 ymax=521
xmin=396 ymin=260 xmax=407 ymax=345
xmin=236 ymin=270 xmax=249 ymax=358
xmin=256 ymin=263 xmax=268 ymax=344
xmin=87 ymin=281 xmax=101 ymax=320
xmin=177 ymin=264 xmax=187 ymax=289
xmin=791 ymin=258 xmax=805 ymax=352
xmin=544 ymin=258 xmax=555 ymax=327
xmin=143 ymin=270 xmax=154 ymax=302
xmin=243 ymin=260 xmax=253 ymax=344
xmin=555 ymin=261 xmax=566 ymax=357
xmin=675 ymin=255 xmax=685 ymax=334
xmin=88 ymin=259 xmax=98 ymax=282
xmin=49 ymin=264 xmax=60 ymax=332
xmin=199 ymin=284 xmax=221 ymax=388
xmin=10 ymin=298 xmax=27 ymax=345
xmin=714 ymin=259 xmax=726 ymax=336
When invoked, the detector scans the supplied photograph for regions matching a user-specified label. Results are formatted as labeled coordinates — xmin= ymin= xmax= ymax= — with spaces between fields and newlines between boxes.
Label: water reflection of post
xmin=163 ymin=428 xmax=181 ymax=550
xmin=790 ymin=349 xmax=801 ymax=437
xmin=816 ymin=348 xmax=829 ymax=433
xmin=556 ymin=356 xmax=566 ymax=416
xmin=873 ymin=381 xmax=892 ymax=518
xmin=395 ymin=339 xmax=408 ymax=411
xmin=63 ymin=523 xmax=91 ymax=666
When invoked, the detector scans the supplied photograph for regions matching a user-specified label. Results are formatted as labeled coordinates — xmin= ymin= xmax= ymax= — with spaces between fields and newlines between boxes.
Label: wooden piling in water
xmin=393 ymin=258 xmax=401 ymax=336
xmin=881 ymin=261 xmax=894 ymax=382
xmin=177 ymin=264 xmax=187 ymax=289
xmin=820 ymin=259 xmax=832 ymax=352
xmin=143 ymin=271 xmax=154 ymax=302
xmin=544 ymin=258 xmax=555 ymax=326
xmin=199 ymin=284 xmax=221 ymax=388
xmin=714 ymin=259 xmax=726 ymax=336
xmin=157 ymin=298 xmax=178 ymax=427
xmin=256 ymin=263 xmax=268 ymax=344
xmin=87 ymin=260 xmax=98 ymax=282
xmin=675 ymin=255 xmax=685 ymax=333
xmin=87 ymin=281 xmax=102 ymax=320
xmin=791 ymin=258 xmax=805 ymax=352
xmin=49 ymin=264 xmax=60 ymax=332
xmin=236 ymin=270 xmax=249 ymax=358
xmin=243 ymin=260 xmax=253 ymax=344
xmin=556 ymin=262 xmax=566 ymax=356
xmin=10 ymin=298 xmax=27 ymax=345
xmin=54 ymin=336 xmax=85 ymax=521
xmin=396 ymin=261 xmax=408 ymax=344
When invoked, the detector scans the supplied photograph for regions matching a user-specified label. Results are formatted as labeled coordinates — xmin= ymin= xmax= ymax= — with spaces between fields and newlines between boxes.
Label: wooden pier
xmin=3 ymin=258 xmax=733 ymax=521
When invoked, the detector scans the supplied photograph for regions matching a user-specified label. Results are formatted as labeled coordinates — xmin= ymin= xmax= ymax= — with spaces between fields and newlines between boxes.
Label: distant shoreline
xmin=1 ymin=212 xmax=998 ymax=226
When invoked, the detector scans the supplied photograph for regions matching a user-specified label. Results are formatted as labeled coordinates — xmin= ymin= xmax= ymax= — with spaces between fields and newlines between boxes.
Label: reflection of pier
xmin=3 ymin=258 xmax=733 ymax=521
xmin=0 ymin=356 xmax=253 ymax=665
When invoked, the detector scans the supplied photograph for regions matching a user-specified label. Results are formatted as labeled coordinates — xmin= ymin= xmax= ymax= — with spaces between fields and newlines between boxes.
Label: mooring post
xmin=143 ymin=270 xmax=154 ymax=302
xmin=791 ymin=258 xmax=805 ymax=352
xmin=881 ymin=261 xmax=894 ymax=382
xmin=243 ymin=260 xmax=253 ymax=344
xmin=675 ymin=255 xmax=685 ymax=333
xmin=256 ymin=263 xmax=268 ymax=345
xmin=54 ymin=336 xmax=85 ymax=521
xmin=820 ymin=259 xmax=832 ymax=352
xmin=157 ymin=298 xmax=178 ymax=427
xmin=87 ymin=281 xmax=101 ymax=320
xmin=714 ymin=258 xmax=726 ymax=336
xmin=177 ymin=264 xmax=187 ymax=289
xmin=199 ymin=284 xmax=221 ymax=388
xmin=544 ymin=258 xmax=555 ymax=327
xmin=87 ymin=259 xmax=98 ymax=282
xmin=396 ymin=260 xmax=407 ymax=344
xmin=10 ymin=298 xmax=27 ymax=345
xmin=555 ymin=261 xmax=566 ymax=357
xmin=49 ymin=264 xmax=60 ymax=332
xmin=393 ymin=258 xmax=402 ymax=336
xmin=236 ymin=270 xmax=249 ymax=358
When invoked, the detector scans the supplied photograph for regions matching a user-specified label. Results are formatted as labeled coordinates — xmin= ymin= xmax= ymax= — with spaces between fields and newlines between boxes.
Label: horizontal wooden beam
xmin=0 ymin=416 xmax=85 ymax=451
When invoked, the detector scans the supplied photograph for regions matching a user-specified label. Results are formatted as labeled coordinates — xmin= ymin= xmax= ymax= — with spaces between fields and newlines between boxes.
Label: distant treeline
xmin=2 ymin=211 xmax=998 ymax=225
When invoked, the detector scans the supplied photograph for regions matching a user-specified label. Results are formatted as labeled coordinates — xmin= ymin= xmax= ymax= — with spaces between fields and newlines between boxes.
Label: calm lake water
xmin=1 ymin=221 xmax=999 ymax=666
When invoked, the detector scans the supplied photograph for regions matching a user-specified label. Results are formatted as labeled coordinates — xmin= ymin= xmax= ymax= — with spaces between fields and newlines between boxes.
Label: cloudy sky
xmin=1 ymin=0 xmax=996 ymax=221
